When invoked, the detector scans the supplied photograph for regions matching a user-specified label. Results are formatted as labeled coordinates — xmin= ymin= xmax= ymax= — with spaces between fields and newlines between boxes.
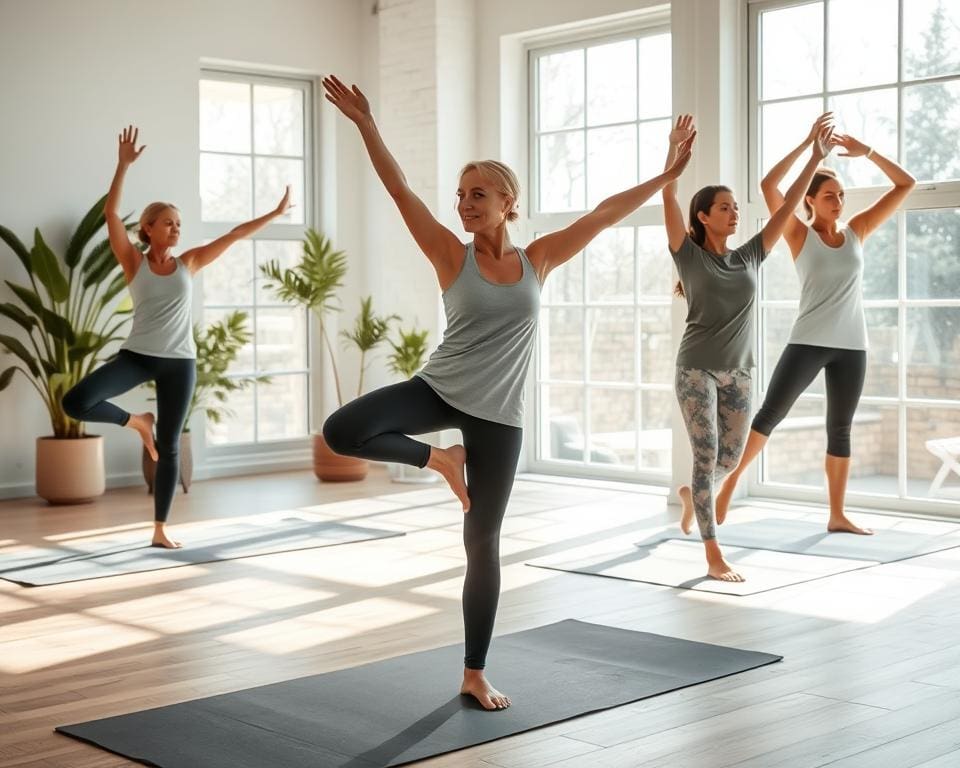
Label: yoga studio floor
xmin=2 ymin=468 xmax=959 ymax=767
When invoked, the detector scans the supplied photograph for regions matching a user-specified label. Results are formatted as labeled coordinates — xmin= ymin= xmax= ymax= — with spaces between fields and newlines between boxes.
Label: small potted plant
xmin=259 ymin=229 xmax=398 ymax=481
xmin=141 ymin=310 xmax=268 ymax=493
xmin=385 ymin=326 xmax=437 ymax=483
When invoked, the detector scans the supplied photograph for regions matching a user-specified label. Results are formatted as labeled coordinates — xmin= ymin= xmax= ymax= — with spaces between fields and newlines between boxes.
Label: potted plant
xmin=141 ymin=310 xmax=268 ymax=494
xmin=259 ymin=229 xmax=398 ymax=481
xmin=385 ymin=326 xmax=437 ymax=483
xmin=0 ymin=196 xmax=135 ymax=503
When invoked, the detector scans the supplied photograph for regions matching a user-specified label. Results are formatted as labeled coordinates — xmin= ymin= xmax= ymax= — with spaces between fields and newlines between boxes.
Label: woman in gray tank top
xmin=665 ymin=115 xmax=834 ymax=583
xmin=63 ymin=126 xmax=291 ymax=548
xmin=716 ymin=114 xmax=916 ymax=536
xmin=320 ymin=75 xmax=693 ymax=710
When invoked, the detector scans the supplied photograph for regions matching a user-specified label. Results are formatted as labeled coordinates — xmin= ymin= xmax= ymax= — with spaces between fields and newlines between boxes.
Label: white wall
xmin=0 ymin=0 xmax=365 ymax=497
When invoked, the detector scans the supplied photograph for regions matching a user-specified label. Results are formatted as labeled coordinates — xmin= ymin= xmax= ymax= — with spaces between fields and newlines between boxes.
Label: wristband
xmin=866 ymin=146 xmax=875 ymax=159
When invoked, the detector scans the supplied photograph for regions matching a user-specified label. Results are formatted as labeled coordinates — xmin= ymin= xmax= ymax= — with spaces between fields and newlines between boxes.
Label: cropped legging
xmin=675 ymin=367 xmax=753 ymax=541
xmin=62 ymin=350 xmax=196 ymax=523
xmin=752 ymin=343 xmax=866 ymax=458
xmin=322 ymin=376 xmax=523 ymax=670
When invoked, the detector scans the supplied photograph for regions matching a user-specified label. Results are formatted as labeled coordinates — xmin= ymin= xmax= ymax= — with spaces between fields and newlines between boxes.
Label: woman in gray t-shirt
xmin=664 ymin=115 xmax=832 ymax=583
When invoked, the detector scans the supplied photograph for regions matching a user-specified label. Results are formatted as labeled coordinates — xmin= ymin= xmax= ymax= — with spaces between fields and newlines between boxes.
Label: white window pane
xmin=760 ymin=98 xmax=823 ymax=180
xmin=200 ymin=153 xmax=252 ymax=222
xmin=637 ymin=226 xmax=672 ymax=298
xmin=640 ymin=389 xmax=671 ymax=471
xmin=256 ymin=240 xmax=304 ymax=305
xmin=206 ymin=385 xmax=254 ymax=445
xmin=638 ymin=33 xmax=671 ymax=119
xmin=907 ymin=308 xmax=960 ymax=400
xmin=587 ymin=39 xmax=637 ymax=126
xmin=256 ymin=307 xmax=308 ymax=372
xmin=586 ymin=125 xmax=636 ymax=209
xmin=202 ymin=241 xmax=254 ymax=306
xmin=638 ymin=119 xmax=670 ymax=205
xmin=640 ymin=307 xmax=672 ymax=386
xmin=589 ymin=389 xmax=634 ymax=468
xmin=862 ymin=217 xmax=897 ymax=300
xmin=847 ymin=405 xmax=898 ymax=496
xmin=538 ymin=50 xmax=584 ymax=131
xmin=254 ymin=85 xmax=304 ymax=156
xmin=904 ymin=0 xmax=960 ymax=80
xmin=257 ymin=374 xmax=309 ymax=440
xmin=254 ymin=157 xmax=304 ymax=224
xmin=828 ymin=89 xmax=898 ymax=188
xmin=908 ymin=407 xmax=960 ymax=498
xmin=588 ymin=308 xmax=634 ymax=382
xmin=863 ymin=308 xmax=898 ymax=398
xmin=539 ymin=132 xmax=585 ymax=212
xmin=762 ymin=236 xmax=801 ymax=302
xmin=542 ymin=386 xmax=585 ymax=462
xmin=760 ymin=2 xmax=823 ymax=100
xmin=761 ymin=398 xmax=825 ymax=487
xmin=827 ymin=0 xmax=897 ymax=91
xmin=586 ymin=227 xmax=633 ymax=303
xmin=542 ymin=251 xmax=583 ymax=303
xmin=200 ymin=80 xmax=251 ymax=153
xmin=904 ymin=81 xmax=960 ymax=184
xmin=762 ymin=307 xmax=824 ymax=394
xmin=907 ymin=209 xmax=960 ymax=299
xmin=202 ymin=307 xmax=254 ymax=374
xmin=542 ymin=308 xmax=583 ymax=380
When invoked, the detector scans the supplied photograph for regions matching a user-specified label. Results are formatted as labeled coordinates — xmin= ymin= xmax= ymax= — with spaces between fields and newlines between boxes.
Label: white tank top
xmin=788 ymin=222 xmax=868 ymax=351
xmin=120 ymin=257 xmax=196 ymax=359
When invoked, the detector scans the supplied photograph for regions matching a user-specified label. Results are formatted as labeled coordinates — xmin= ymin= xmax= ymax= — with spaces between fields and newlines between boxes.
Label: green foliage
xmin=0 ymin=197 xmax=136 ymax=438
xmin=387 ymin=327 xmax=430 ymax=380
xmin=341 ymin=296 xmax=398 ymax=397
xmin=144 ymin=310 xmax=268 ymax=431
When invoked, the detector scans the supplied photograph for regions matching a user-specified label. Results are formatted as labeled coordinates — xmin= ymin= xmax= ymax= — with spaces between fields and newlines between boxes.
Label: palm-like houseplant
xmin=0 ymin=195 xmax=135 ymax=502
xmin=259 ymin=228 xmax=398 ymax=481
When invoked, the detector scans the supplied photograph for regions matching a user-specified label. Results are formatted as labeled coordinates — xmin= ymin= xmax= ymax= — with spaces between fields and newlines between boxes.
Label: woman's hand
xmin=273 ymin=185 xmax=293 ymax=217
xmin=830 ymin=133 xmax=871 ymax=158
xmin=118 ymin=125 xmax=146 ymax=165
xmin=665 ymin=134 xmax=696 ymax=180
xmin=804 ymin=112 xmax=834 ymax=145
xmin=669 ymin=114 xmax=695 ymax=146
xmin=322 ymin=75 xmax=372 ymax=124
xmin=812 ymin=125 xmax=835 ymax=162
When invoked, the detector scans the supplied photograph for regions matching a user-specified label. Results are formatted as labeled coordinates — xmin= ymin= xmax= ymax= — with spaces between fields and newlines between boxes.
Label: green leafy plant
xmin=259 ymin=228 xmax=397 ymax=406
xmin=387 ymin=327 xmax=429 ymax=380
xmin=0 ymin=195 xmax=135 ymax=438
xmin=144 ymin=310 xmax=268 ymax=431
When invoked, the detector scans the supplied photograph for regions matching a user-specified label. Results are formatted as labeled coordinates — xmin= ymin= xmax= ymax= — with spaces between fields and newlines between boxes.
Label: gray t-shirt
xmin=671 ymin=233 xmax=767 ymax=369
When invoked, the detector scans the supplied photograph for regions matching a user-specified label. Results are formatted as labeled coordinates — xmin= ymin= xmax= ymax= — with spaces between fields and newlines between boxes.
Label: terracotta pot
xmin=313 ymin=433 xmax=368 ymax=482
xmin=36 ymin=435 xmax=105 ymax=504
xmin=142 ymin=432 xmax=194 ymax=494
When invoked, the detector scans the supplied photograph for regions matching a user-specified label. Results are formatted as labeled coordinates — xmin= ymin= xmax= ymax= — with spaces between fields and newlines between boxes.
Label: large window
xmin=529 ymin=22 xmax=673 ymax=480
xmin=198 ymin=71 xmax=312 ymax=447
xmin=750 ymin=0 xmax=960 ymax=509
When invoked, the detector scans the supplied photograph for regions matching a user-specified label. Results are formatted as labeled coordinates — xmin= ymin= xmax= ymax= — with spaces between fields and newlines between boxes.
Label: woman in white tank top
xmin=716 ymin=113 xmax=916 ymax=535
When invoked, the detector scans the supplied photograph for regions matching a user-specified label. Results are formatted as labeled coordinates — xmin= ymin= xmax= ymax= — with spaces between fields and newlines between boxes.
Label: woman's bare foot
xmin=127 ymin=412 xmax=157 ymax=462
xmin=460 ymin=669 xmax=510 ymax=710
xmin=705 ymin=539 xmax=744 ymax=582
xmin=427 ymin=445 xmax=470 ymax=513
xmin=827 ymin=515 xmax=873 ymax=535
xmin=151 ymin=523 xmax=182 ymax=549
xmin=715 ymin=474 xmax=738 ymax=526
xmin=678 ymin=485 xmax=694 ymax=535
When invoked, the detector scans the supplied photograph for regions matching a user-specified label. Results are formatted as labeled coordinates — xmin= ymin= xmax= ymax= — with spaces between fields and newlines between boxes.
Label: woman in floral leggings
xmin=662 ymin=114 xmax=832 ymax=582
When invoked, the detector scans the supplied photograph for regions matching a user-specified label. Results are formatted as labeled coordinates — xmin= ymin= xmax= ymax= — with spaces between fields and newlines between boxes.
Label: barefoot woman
xmin=63 ymin=126 xmax=291 ymax=548
xmin=320 ymin=75 xmax=693 ymax=709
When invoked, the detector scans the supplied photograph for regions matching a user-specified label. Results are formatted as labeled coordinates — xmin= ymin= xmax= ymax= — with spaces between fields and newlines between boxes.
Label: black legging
xmin=62 ymin=350 xmax=196 ymax=522
xmin=322 ymin=376 xmax=523 ymax=670
xmin=752 ymin=343 xmax=866 ymax=457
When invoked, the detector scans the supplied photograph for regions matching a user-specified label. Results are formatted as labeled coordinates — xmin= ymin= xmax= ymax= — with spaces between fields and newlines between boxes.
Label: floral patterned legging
xmin=675 ymin=367 xmax=753 ymax=540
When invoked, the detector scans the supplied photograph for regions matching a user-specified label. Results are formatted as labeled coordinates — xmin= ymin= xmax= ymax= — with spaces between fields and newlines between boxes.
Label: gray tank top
xmin=788 ymin=222 xmax=868 ymax=350
xmin=120 ymin=256 xmax=196 ymax=359
xmin=416 ymin=242 xmax=541 ymax=427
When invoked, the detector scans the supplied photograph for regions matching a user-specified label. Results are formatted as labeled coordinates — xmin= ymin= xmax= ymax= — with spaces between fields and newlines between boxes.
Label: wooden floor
xmin=2 ymin=468 xmax=960 ymax=767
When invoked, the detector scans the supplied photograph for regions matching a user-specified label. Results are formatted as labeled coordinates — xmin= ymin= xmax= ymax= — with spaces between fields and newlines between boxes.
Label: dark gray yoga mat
xmin=2 ymin=517 xmax=403 ymax=586
xmin=56 ymin=619 xmax=781 ymax=768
